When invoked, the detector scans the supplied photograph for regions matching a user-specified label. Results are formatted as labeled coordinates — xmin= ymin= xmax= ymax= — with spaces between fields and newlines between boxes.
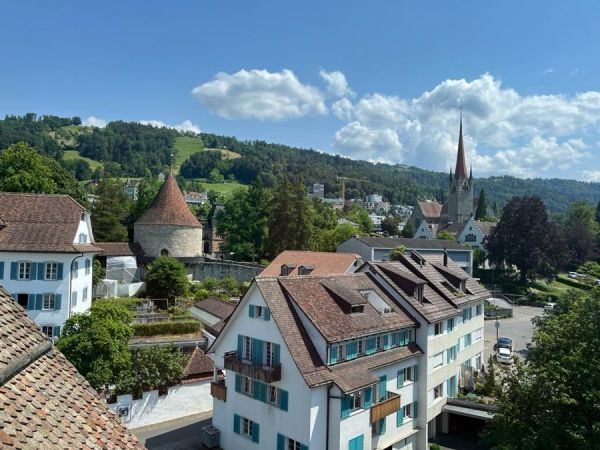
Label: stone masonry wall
xmin=134 ymin=224 xmax=203 ymax=258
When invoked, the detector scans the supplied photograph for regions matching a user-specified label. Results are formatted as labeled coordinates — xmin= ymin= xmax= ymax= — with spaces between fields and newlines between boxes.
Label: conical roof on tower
xmin=455 ymin=118 xmax=468 ymax=179
xmin=135 ymin=174 xmax=201 ymax=227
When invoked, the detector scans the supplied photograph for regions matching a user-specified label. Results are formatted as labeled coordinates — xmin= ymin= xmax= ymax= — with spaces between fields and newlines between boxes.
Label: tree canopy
xmin=145 ymin=256 xmax=188 ymax=301
xmin=91 ymin=178 xmax=130 ymax=241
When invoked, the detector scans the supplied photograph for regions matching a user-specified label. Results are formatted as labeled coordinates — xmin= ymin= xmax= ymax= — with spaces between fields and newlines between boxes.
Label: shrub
xmin=132 ymin=320 xmax=201 ymax=337
xmin=94 ymin=297 xmax=142 ymax=310
xmin=556 ymin=275 xmax=591 ymax=290
xmin=146 ymin=256 xmax=188 ymax=300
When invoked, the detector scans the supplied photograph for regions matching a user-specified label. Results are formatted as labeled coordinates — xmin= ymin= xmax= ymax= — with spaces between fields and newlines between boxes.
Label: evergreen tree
xmin=401 ymin=222 xmax=414 ymax=238
xmin=596 ymin=200 xmax=600 ymax=224
xmin=475 ymin=188 xmax=488 ymax=220
xmin=130 ymin=174 xmax=162 ymax=222
xmin=92 ymin=178 xmax=129 ymax=241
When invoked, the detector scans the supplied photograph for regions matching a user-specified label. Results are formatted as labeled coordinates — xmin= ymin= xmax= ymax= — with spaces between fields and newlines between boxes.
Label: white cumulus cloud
xmin=83 ymin=116 xmax=107 ymax=128
xmin=581 ymin=170 xmax=600 ymax=182
xmin=138 ymin=119 xmax=201 ymax=134
xmin=319 ymin=70 xmax=354 ymax=97
xmin=191 ymin=69 xmax=327 ymax=120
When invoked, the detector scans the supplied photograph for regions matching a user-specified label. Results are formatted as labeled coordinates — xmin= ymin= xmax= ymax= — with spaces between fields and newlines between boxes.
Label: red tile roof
xmin=417 ymin=200 xmax=444 ymax=219
xmin=97 ymin=241 xmax=144 ymax=257
xmin=135 ymin=175 xmax=201 ymax=227
xmin=260 ymin=251 xmax=362 ymax=276
xmin=0 ymin=192 xmax=103 ymax=253
xmin=0 ymin=287 xmax=144 ymax=449
xmin=194 ymin=297 xmax=236 ymax=320
xmin=183 ymin=348 xmax=214 ymax=378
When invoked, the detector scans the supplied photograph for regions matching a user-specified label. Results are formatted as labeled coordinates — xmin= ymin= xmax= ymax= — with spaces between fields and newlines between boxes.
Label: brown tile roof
xmin=97 ymin=241 xmax=144 ymax=257
xmin=0 ymin=287 xmax=144 ymax=449
xmin=417 ymin=200 xmax=444 ymax=219
xmin=194 ymin=297 xmax=236 ymax=320
xmin=475 ymin=221 xmax=497 ymax=238
xmin=183 ymin=348 xmax=214 ymax=378
xmin=354 ymin=235 xmax=468 ymax=251
xmin=135 ymin=175 xmax=201 ymax=227
xmin=0 ymin=192 xmax=103 ymax=253
xmin=260 ymin=250 xmax=362 ymax=276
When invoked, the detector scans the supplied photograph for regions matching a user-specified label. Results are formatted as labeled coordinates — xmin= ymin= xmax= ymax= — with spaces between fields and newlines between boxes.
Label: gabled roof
xmin=417 ymin=200 xmax=444 ymax=219
xmin=97 ymin=241 xmax=144 ymax=257
xmin=0 ymin=192 xmax=102 ymax=253
xmin=350 ymin=235 xmax=469 ymax=251
xmin=183 ymin=348 xmax=214 ymax=378
xmin=194 ymin=297 xmax=236 ymax=320
xmin=0 ymin=287 xmax=144 ymax=449
xmin=135 ymin=175 xmax=201 ymax=227
xmin=260 ymin=250 xmax=362 ymax=276
xmin=474 ymin=221 xmax=497 ymax=238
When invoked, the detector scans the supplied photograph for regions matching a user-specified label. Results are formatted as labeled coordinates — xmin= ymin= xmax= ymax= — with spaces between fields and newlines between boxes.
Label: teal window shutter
xmin=397 ymin=407 xmax=404 ymax=426
xmin=233 ymin=414 xmax=240 ymax=434
xmin=279 ymin=389 xmax=288 ymax=411
xmin=252 ymin=421 xmax=260 ymax=443
xmin=456 ymin=340 xmax=460 ymax=353
xmin=30 ymin=262 xmax=37 ymax=280
xmin=53 ymin=326 xmax=61 ymax=337
xmin=0 ymin=261 xmax=4 ymax=279
xmin=413 ymin=401 xmax=418 ymax=418
xmin=57 ymin=263 xmax=64 ymax=280
xmin=37 ymin=263 xmax=44 ymax=280
xmin=414 ymin=365 xmax=419 ymax=382
xmin=10 ymin=262 xmax=17 ymax=280
xmin=35 ymin=294 xmax=42 ymax=310
xmin=264 ymin=307 xmax=270 ymax=321
xmin=446 ymin=349 xmax=451 ymax=364
xmin=446 ymin=379 xmax=451 ymax=397
xmin=277 ymin=434 xmax=285 ymax=450
xmin=253 ymin=380 xmax=262 ymax=400
xmin=249 ymin=304 xmax=255 ymax=318
xmin=379 ymin=418 xmax=386 ymax=433
xmin=397 ymin=369 xmax=404 ymax=388
xmin=379 ymin=375 xmax=387 ymax=400
xmin=27 ymin=294 xmax=35 ymax=310
xmin=346 ymin=341 xmax=357 ymax=360
xmin=55 ymin=294 xmax=61 ymax=310
xmin=391 ymin=332 xmax=398 ymax=347
xmin=260 ymin=382 xmax=267 ymax=402
xmin=349 ymin=434 xmax=364 ymax=450
xmin=329 ymin=346 xmax=337 ymax=365
xmin=300 ymin=444 xmax=308 ymax=450
xmin=237 ymin=335 xmax=244 ymax=358
xmin=363 ymin=386 xmax=372 ymax=408
xmin=366 ymin=337 xmax=375 ymax=354
xmin=252 ymin=338 xmax=263 ymax=365
xmin=235 ymin=374 xmax=241 ymax=393
xmin=383 ymin=334 xmax=390 ymax=349
xmin=273 ymin=343 xmax=280 ymax=366
xmin=341 ymin=395 xmax=350 ymax=418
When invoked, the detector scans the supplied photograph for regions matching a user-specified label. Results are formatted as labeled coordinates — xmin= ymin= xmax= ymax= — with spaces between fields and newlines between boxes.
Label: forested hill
xmin=1 ymin=113 xmax=599 ymax=213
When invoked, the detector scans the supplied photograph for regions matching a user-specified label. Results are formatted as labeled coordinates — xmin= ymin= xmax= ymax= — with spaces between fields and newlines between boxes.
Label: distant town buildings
xmin=0 ymin=192 xmax=100 ymax=332
xmin=123 ymin=178 xmax=139 ymax=201
xmin=309 ymin=183 xmax=325 ymax=199
xmin=369 ymin=213 xmax=386 ymax=231
xmin=184 ymin=190 xmax=209 ymax=205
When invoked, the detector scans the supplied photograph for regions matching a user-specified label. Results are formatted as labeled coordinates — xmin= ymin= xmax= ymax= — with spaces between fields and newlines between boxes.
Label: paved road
xmin=484 ymin=305 xmax=541 ymax=360
xmin=131 ymin=411 xmax=213 ymax=450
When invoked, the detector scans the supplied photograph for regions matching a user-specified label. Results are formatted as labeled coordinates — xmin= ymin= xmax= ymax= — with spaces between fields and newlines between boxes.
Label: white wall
xmin=109 ymin=381 xmax=212 ymax=429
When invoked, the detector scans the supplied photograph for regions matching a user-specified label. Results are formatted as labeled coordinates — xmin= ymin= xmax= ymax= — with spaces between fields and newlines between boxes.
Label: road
xmin=484 ymin=305 xmax=541 ymax=360
xmin=131 ymin=411 xmax=213 ymax=450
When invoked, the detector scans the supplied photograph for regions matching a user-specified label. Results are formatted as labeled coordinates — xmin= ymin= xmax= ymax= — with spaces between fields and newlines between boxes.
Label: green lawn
xmin=197 ymin=179 xmax=248 ymax=194
xmin=63 ymin=150 xmax=103 ymax=170
xmin=173 ymin=136 xmax=241 ymax=173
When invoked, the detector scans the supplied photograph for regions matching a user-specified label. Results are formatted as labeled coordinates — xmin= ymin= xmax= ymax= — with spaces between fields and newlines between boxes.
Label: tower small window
xmin=160 ymin=248 xmax=169 ymax=256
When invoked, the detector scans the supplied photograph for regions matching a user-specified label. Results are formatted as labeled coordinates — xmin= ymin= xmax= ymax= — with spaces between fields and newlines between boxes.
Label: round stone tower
xmin=134 ymin=174 xmax=203 ymax=258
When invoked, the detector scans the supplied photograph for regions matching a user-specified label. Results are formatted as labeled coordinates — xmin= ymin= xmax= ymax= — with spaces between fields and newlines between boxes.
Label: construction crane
xmin=336 ymin=176 xmax=368 ymax=202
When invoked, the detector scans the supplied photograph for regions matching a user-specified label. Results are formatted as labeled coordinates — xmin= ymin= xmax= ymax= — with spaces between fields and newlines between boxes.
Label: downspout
xmin=68 ymin=253 xmax=84 ymax=318
xmin=326 ymin=384 xmax=331 ymax=450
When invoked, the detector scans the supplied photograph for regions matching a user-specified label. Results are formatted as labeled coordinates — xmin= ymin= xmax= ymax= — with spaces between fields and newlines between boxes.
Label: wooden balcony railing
xmin=223 ymin=351 xmax=282 ymax=383
xmin=370 ymin=391 xmax=401 ymax=424
xmin=210 ymin=380 xmax=227 ymax=402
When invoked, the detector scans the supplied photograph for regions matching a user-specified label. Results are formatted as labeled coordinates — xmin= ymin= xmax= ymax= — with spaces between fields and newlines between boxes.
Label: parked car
xmin=544 ymin=303 xmax=556 ymax=312
xmin=568 ymin=271 xmax=579 ymax=279
xmin=496 ymin=347 xmax=513 ymax=364
xmin=494 ymin=337 xmax=513 ymax=352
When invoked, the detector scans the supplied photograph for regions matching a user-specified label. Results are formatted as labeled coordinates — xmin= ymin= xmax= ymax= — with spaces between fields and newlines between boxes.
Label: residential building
xmin=0 ymin=287 xmax=144 ymax=449
xmin=337 ymin=235 xmax=474 ymax=275
xmin=184 ymin=190 xmax=209 ymax=205
xmin=134 ymin=174 xmax=203 ymax=258
xmin=0 ymin=192 xmax=101 ymax=332
xmin=123 ymin=178 xmax=139 ymax=201
xmin=322 ymin=197 xmax=345 ymax=210
xmin=366 ymin=194 xmax=383 ymax=204
xmin=191 ymin=297 xmax=237 ymax=345
xmin=369 ymin=214 xmax=386 ymax=231
xmin=260 ymin=250 xmax=363 ymax=277
xmin=456 ymin=218 xmax=496 ymax=251
xmin=309 ymin=183 xmax=325 ymax=199
xmin=95 ymin=242 xmax=144 ymax=298
xmin=413 ymin=221 xmax=465 ymax=241
xmin=338 ymin=218 xmax=360 ymax=229
xmin=207 ymin=250 xmax=488 ymax=449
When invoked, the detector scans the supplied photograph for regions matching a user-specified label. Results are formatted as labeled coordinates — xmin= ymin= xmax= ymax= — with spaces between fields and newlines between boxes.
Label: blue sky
xmin=2 ymin=1 xmax=600 ymax=180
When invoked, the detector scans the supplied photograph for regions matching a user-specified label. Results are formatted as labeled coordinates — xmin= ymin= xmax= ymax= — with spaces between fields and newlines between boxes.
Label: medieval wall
xmin=134 ymin=224 xmax=203 ymax=258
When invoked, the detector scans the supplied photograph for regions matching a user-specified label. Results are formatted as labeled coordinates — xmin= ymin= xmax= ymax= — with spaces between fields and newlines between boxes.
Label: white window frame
xmin=255 ymin=305 xmax=264 ymax=318
xmin=242 ymin=376 xmax=253 ymax=395
xmin=72 ymin=261 xmax=79 ymax=279
xmin=349 ymin=391 xmax=362 ymax=412
xmin=335 ymin=344 xmax=344 ymax=362
xmin=41 ymin=325 xmax=54 ymax=337
xmin=357 ymin=339 xmax=364 ymax=355
xmin=268 ymin=385 xmax=279 ymax=405
xmin=433 ymin=383 xmax=443 ymax=399
xmin=243 ymin=336 xmax=252 ymax=361
xmin=404 ymin=403 xmax=413 ymax=418
xmin=241 ymin=417 xmax=253 ymax=437
xmin=287 ymin=438 xmax=301 ymax=450
xmin=18 ymin=261 xmax=31 ymax=280
xmin=265 ymin=341 xmax=273 ymax=366
xmin=434 ymin=322 xmax=443 ymax=335
xmin=376 ymin=335 xmax=382 ymax=350
xmin=404 ymin=366 xmax=413 ymax=383
xmin=45 ymin=262 xmax=58 ymax=280
xmin=448 ymin=346 xmax=457 ymax=362
xmin=42 ymin=294 xmax=55 ymax=310
xmin=432 ymin=352 xmax=444 ymax=369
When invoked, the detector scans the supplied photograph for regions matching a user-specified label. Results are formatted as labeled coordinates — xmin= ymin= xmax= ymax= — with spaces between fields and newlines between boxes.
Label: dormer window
xmin=78 ymin=233 xmax=87 ymax=244
xmin=280 ymin=264 xmax=296 ymax=276
xmin=415 ymin=285 xmax=424 ymax=302
xmin=298 ymin=264 xmax=315 ymax=276
xmin=351 ymin=305 xmax=364 ymax=314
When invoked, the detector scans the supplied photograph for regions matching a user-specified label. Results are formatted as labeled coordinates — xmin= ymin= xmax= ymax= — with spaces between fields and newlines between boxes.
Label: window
xmin=234 ymin=414 xmax=259 ymax=443
xmin=448 ymin=345 xmax=457 ymax=363
xmin=433 ymin=383 xmax=443 ymax=399
xmin=41 ymin=326 xmax=54 ymax=338
xmin=349 ymin=391 xmax=362 ymax=412
xmin=255 ymin=305 xmax=264 ymax=318
xmin=83 ymin=287 xmax=88 ymax=302
xmin=85 ymin=259 xmax=91 ymax=275
xmin=462 ymin=307 xmax=472 ymax=322
xmin=464 ymin=333 xmax=472 ymax=348
xmin=447 ymin=318 xmax=455 ymax=332
xmin=42 ymin=294 xmax=55 ymax=310
xmin=244 ymin=336 xmax=252 ymax=360
xmin=357 ymin=339 xmax=364 ymax=355
xmin=431 ymin=352 xmax=444 ymax=370
xmin=434 ymin=322 xmax=443 ymax=335
xmin=376 ymin=335 xmax=383 ymax=350
xmin=78 ymin=233 xmax=88 ymax=244
xmin=287 ymin=438 xmax=301 ymax=450
xmin=265 ymin=341 xmax=273 ymax=366
xmin=465 ymin=233 xmax=477 ymax=242
xmin=242 ymin=376 xmax=253 ymax=395
xmin=473 ymin=328 xmax=483 ymax=342
xmin=72 ymin=261 xmax=79 ymax=279
xmin=269 ymin=385 xmax=279 ymax=405
xmin=475 ymin=354 xmax=482 ymax=371
xmin=476 ymin=303 xmax=482 ymax=316
xmin=18 ymin=262 xmax=31 ymax=280
xmin=16 ymin=294 xmax=28 ymax=309
xmin=404 ymin=403 xmax=412 ymax=418
xmin=45 ymin=262 xmax=58 ymax=280
xmin=241 ymin=417 xmax=253 ymax=437
xmin=72 ymin=291 xmax=78 ymax=308
xmin=403 ymin=366 xmax=413 ymax=383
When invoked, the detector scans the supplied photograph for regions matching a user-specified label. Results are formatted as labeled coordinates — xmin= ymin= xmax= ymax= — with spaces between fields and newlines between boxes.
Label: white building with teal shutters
xmin=0 ymin=192 xmax=102 ymax=336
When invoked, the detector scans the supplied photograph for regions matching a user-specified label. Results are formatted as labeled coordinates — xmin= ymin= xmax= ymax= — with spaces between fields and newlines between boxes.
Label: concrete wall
xmin=134 ymin=223 xmax=203 ymax=258
xmin=108 ymin=380 xmax=212 ymax=429
xmin=337 ymin=237 xmax=373 ymax=262
xmin=190 ymin=261 xmax=262 ymax=282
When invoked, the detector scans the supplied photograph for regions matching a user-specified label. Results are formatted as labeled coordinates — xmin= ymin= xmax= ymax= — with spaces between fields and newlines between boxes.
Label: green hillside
xmin=173 ymin=136 xmax=240 ymax=173
xmin=63 ymin=150 xmax=103 ymax=170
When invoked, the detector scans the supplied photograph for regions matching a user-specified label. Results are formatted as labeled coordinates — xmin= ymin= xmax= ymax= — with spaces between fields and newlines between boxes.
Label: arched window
xmin=465 ymin=234 xmax=477 ymax=242
xmin=160 ymin=248 xmax=169 ymax=256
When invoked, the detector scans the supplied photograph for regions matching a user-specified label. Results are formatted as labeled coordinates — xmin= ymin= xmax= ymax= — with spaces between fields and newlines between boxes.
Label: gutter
xmin=68 ymin=253 xmax=84 ymax=318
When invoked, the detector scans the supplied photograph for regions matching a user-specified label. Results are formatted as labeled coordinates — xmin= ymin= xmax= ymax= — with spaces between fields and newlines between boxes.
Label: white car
xmin=568 ymin=272 xmax=579 ymax=279
xmin=544 ymin=303 xmax=556 ymax=312
xmin=496 ymin=347 xmax=513 ymax=364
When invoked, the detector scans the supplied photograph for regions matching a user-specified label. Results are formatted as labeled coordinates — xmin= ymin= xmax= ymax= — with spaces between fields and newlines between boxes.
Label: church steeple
xmin=455 ymin=117 xmax=468 ymax=180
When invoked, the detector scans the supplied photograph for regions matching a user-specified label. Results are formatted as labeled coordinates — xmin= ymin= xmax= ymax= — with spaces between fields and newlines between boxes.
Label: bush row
xmin=133 ymin=320 xmax=201 ymax=337
xmin=556 ymin=275 xmax=592 ymax=291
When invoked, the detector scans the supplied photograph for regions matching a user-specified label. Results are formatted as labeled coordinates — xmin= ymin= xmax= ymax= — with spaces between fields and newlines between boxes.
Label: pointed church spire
xmin=455 ymin=116 xmax=468 ymax=179
xmin=449 ymin=167 xmax=453 ymax=181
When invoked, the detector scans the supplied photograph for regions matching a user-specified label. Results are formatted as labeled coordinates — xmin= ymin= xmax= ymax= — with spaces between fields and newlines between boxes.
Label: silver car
xmin=496 ymin=346 xmax=513 ymax=364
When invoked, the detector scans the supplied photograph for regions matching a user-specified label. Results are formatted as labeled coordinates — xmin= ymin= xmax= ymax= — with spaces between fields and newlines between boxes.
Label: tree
xmin=475 ymin=188 xmax=489 ymax=220
xmin=437 ymin=230 xmax=457 ymax=241
xmin=130 ymin=174 xmax=162 ymax=222
xmin=472 ymin=247 xmax=486 ymax=274
xmin=57 ymin=302 xmax=134 ymax=389
xmin=485 ymin=289 xmax=600 ymax=449
xmin=345 ymin=203 xmax=373 ymax=234
xmin=401 ymin=222 xmax=414 ymax=238
xmin=486 ymin=196 xmax=564 ymax=284
xmin=92 ymin=258 xmax=105 ymax=287
xmin=208 ymin=168 xmax=225 ymax=183
xmin=145 ymin=256 xmax=188 ymax=301
xmin=565 ymin=200 xmax=598 ymax=234
xmin=316 ymin=223 xmax=358 ymax=252
xmin=596 ymin=200 xmax=600 ymax=225
xmin=381 ymin=216 xmax=399 ymax=236
xmin=0 ymin=142 xmax=57 ymax=193
xmin=388 ymin=245 xmax=407 ymax=261
xmin=92 ymin=178 xmax=129 ymax=241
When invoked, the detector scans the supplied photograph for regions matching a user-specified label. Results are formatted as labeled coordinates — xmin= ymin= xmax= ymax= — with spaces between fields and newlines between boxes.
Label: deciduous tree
xmin=91 ymin=177 xmax=129 ymax=241
xmin=145 ymin=256 xmax=188 ymax=301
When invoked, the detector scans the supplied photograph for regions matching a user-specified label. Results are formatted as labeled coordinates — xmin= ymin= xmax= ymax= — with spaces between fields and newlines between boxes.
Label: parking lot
xmin=484 ymin=305 xmax=541 ymax=360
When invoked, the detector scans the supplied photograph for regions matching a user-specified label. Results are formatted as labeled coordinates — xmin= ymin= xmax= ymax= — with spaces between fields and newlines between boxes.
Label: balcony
xmin=210 ymin=380 xmax=227 ymax=402
xmin=370 ymin=391 xmax=401 ymax=424
xmin=223 ymin=351 xmax=282 ymax=383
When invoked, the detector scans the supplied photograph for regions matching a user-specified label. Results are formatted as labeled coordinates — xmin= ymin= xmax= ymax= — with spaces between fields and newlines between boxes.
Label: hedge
xmin=556 ymin=275 xmax=591 ymax=291
xmin=133 ymin=320 xmax=201 ymax=337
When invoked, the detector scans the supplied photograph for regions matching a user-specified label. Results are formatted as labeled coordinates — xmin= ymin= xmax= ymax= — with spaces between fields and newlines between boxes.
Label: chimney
xmin=443 ymin=248 xmax=448 ymax=267
xmin=298 ymin=264 xmax=315 ymax=276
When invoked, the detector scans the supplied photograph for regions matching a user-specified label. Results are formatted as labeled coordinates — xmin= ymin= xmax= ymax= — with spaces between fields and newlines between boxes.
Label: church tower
xmin=447 ymin=118 xmax=473 ymax=223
